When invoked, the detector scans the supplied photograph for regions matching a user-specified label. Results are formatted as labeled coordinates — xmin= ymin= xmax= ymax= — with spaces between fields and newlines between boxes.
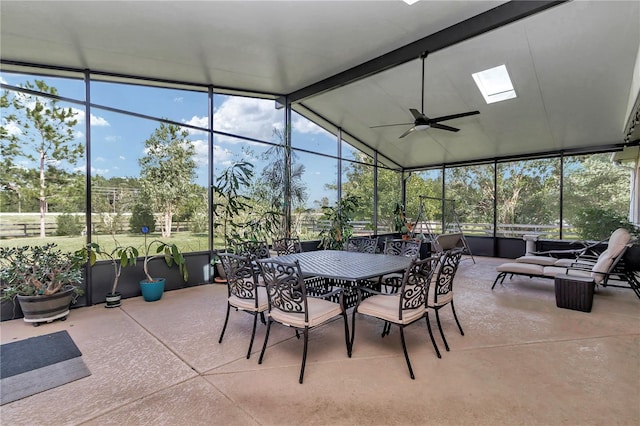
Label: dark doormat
xmin=1 ymin=330 xmax=91 ymax=405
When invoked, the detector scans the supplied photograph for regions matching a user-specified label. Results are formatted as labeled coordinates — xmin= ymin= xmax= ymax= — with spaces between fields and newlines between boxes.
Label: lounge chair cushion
xmin=515 ymin=255 xmax=558 ymax=266
xmin=543 ymin=266 xmax=590 ymax=279
xmin=496 ymin=262 xmax=544 ymax=276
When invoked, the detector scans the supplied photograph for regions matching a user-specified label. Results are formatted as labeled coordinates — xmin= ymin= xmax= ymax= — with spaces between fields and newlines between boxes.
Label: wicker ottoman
xmin=554 ymin=273 xmax=595 ymax=312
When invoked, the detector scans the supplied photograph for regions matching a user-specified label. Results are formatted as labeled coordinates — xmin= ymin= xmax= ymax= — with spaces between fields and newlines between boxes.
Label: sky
xmin=1 ymin=72 xmax=352 ymax=207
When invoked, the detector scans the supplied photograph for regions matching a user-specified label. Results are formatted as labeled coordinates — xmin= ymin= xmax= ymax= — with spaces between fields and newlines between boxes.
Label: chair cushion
xmin=357 ymin=295 xmax=425 ymax=325
xmin=515 ymin=255 xmax=558 ymax=266
xmin=427 ymin=286 xmax=453 ymax=307
xmin=496 ymin=262 xmax=544 ymax=275
xmin=543 ymin=266 xmax=590 ymax=279
xmin=269 ymin=297 xmax=342 ymax=328
xmin=229 ymin=286 xmax=268 ymax=312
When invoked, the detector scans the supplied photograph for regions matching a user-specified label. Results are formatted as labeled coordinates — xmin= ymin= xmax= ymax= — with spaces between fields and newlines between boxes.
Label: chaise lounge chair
xmin=492 ymin=228 xmax=633 ymax=292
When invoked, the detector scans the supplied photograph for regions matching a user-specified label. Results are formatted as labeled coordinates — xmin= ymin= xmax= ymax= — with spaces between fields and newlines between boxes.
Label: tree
xmin=138 ymin=122 xmax=196 ymax=238
xmin=249 ymin=128 xmax=307 ymax=239
xmin=1 ymin=80 xmax=81 ymax=236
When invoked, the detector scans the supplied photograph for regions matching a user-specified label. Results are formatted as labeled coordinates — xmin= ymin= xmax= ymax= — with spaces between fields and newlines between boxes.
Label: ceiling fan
xmin=370 ymin=51 xmax=479 ymax=139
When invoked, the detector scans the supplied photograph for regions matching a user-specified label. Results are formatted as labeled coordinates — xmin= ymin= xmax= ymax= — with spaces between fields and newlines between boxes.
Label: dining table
xmin=270 ymin=250 xmax=413 ymax=308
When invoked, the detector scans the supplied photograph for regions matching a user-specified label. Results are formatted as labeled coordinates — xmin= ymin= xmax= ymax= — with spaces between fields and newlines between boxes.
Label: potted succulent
xmin=139 ymin=226 xmax=188 ymax=302
xmin=0 ymin=243 xmax=88 ymax=326
xmin=84 ymin=242 xmax=139 ymax=308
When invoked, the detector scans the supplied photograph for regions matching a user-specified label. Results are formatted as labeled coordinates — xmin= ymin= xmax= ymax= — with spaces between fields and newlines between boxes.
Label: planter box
xmin=554 ymin=274 xmax=595 ymax=312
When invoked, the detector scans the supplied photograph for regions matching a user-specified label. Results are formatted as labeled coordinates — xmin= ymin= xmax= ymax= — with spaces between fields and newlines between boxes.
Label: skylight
xmin=472 ymin=64 xmax=517 ymax=104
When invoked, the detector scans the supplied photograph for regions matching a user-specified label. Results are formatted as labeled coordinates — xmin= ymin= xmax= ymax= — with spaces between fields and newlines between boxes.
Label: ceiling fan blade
xmin=430 ymin=110 xmax=480 ymax=123
xmin=370 ymin=122 xmax=413 ymax=129
xmin=399 ymin=126 xmax=417 ymax=139
xmin=409 ymin=108 xmax=424 ymax=120
xmin=430 ymin=123 xmax=460 ymax=132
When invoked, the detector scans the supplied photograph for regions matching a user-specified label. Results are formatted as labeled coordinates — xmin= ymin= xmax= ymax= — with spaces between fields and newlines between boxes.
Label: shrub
xmin=573 ymin=207 xmax=639 ymax=241
xmin=130 ymin=203 xmax=156 ymax=233
xmin=56 ymin=213 xmax=82 ymax=236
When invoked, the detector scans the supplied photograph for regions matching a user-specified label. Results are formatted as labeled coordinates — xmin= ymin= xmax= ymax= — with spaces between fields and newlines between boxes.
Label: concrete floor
xmin=1 ymin=256 xmax=638 ymax=425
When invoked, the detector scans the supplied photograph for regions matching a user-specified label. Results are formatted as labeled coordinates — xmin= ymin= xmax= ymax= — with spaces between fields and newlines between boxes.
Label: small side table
xmin=554 ymin=273 xmax=595 ymax=312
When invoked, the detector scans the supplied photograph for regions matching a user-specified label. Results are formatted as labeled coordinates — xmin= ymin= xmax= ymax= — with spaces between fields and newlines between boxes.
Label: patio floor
xmin=1 ymin=256 xmax=638 ymax=425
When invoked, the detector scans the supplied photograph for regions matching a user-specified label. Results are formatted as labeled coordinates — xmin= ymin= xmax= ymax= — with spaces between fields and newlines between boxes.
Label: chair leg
xmin=295 ymin=329 xmax=300 ymax=339
xmin=258 ymin=318 xmax=272 ymax=364
xmin=350 ymin=309 xmax=358 ymax=352
xmin=450 ymin=301 xmax=464 ymax=336
xmin=218 ymin=303 xmax=231 ymax=344
xmin=382 ymin=321 xmax=391 ymax=337
xmin=425 ymin=313 xmax=441 ymax=359
xmin=491 ymin=272 xmax=505 ymax=289
xmin=435 ymin=309 xmax=450 ymax=351
xmin=260 ymin=311 xmax=266 ymax=324
xmin=246 ymin=312 xmax=259 ymax=359
xmin=342 ymin=310 xmax=351 ymax=357
xmin=299 ymin=327 xmax=309 ymax=384
xmin=399 ymin=326 xmax=415 ymax=380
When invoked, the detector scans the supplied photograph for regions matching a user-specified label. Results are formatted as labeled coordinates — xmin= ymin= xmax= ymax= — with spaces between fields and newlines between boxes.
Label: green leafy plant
xmin=573 ymin=207 xmax=639 ymax=241
xmin=212 ymin=161 xmax=254 ymax=249
xmin=82 ymin=242 xmax=139 ymax=294
xmin=0 ymin=243 xmax=87 ymax=301
xmin=318 ymin=194 xmax=360 ymax=250
xmin=140 ymin=226 xmax=188 ymax=283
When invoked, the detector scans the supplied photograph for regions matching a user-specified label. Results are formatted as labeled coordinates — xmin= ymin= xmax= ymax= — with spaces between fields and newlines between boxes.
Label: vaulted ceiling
xmin=2 ymin=1 xmax=639 ymax=169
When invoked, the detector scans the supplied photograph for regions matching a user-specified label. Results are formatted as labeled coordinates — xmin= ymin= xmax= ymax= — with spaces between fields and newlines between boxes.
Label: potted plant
xmin=0 ymin=243 xmax=88 ymax=326
xmin=318 ymin=194 xmax=360 ymax=250
xmin=139 ymin=226 xmax=188 ymax=302
xmin=84 ymin=242 xmax=139 ymax=308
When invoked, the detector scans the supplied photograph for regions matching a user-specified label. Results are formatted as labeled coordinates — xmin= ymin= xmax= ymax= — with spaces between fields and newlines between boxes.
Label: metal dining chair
xmin=256 ymin=258 xmax=351 ymax=384
xmin=351 ymin=255 xmax=442 ymax=379
xmin=272 ymin=237 xmax=302 ymax=255
xmin=216 ymin=251 xmax=268 ymax=359
xmin=346 ymin=236 xmax=379 ymax=253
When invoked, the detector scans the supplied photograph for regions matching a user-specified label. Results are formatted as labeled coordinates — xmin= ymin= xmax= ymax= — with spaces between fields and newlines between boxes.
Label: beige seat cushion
xmin=357 ymin=294 xmax=425 ymax=325
xmin=229 ymin=286 xmax=268 ymax=312
xmin=269 ymin=297 xmax=342 ymax=328
xmin=515 ymin=255 xmax=558 ymax=266
xmin=496 ymin=262 xmax=544 ymax=275
xmin=427 ymin=286 xmax=453 ymax=307
xmin=589 ymin=228 xmax=631 ymax=283
xmin=543 ymin=266 xmax=589 ymax=279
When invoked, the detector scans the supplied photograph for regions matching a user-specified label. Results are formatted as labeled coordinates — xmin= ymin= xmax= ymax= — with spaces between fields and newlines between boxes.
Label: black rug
xmin=1 ymin=330 xmax=91 ymax=405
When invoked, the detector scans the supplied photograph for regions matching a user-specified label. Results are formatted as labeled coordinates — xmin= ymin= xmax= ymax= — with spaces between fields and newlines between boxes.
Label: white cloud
xmin=90 ymin=114 xmax=109 ymax=126
xmin=293 ymin=116 xmax=325 ymax=134
xmin=174 ymin=97 xmax=184 ymax=103
xmin=95 ymin=156 xmax=106 ymax=163
xmin=105 ymin=135 xmax=121 ymax=143
xmin=214 ymin=97 xmax=281 ymax=143
xmin=91 ymin=167 xmax=110 ymax=175
xmin=184 ymin=115 xmax=208 ymax=135
xmin=192 ymin=139 xmax=208 ymax=167
xmin=213 ymin=144 xmax=234 ymax=166
xmin=4 ymin=122 xmax=22 ymax=137
xmin=72 ymin=108 xmax=110 ymax=127
xmin=118 ymin=155 xmax=126 ymax=160
xmin=0 ymin=76 xmax=7 ymax=84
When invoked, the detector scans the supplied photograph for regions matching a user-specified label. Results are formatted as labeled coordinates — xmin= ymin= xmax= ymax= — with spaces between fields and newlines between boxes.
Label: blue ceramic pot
xmin=139 ymin=278 xmax=165 ymax=302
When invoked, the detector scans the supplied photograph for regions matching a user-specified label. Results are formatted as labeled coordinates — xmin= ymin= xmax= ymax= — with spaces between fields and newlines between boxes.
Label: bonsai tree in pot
xmin=0 ymin=243 xmax=89 ymax=326
xmin=139 ymin=226 xmax=188 ymax=302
